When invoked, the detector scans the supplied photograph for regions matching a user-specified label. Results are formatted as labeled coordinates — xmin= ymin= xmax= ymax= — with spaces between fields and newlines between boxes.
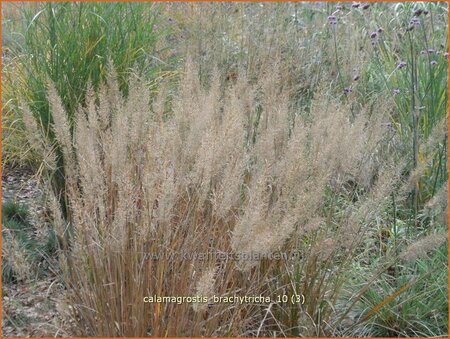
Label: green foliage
xmin=39 ymin=227 xmax=59 ymax=260
xmin=2 ymin=2 xmax=174 ymax=166
xmin=351 ymin=244 xmax=448 ymax=337
xmin=3 ymin=2 xmax=176 ymax=216
xmin=18 ymin=2 xmax=169 ymax=120
xmin=2 ymin=200 xmax=29 ymax=224
xmin=2 ymin=201 xmax=59 ymax=283
xmin=364 ymin=3 xmax=448 ymax=206
xmin=2 ymin=260 xmax=16 ymax=285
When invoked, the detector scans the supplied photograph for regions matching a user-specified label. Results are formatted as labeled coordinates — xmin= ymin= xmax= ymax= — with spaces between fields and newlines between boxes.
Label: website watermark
xmin=142 ymin=250 xmax=302 ymax=262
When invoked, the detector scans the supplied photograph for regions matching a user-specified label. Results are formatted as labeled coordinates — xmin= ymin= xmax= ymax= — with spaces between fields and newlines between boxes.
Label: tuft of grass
xmin=2 ymin=201 xmax=59 ymax=283
xmin=2 ymin=2 xmax=177 ymax=195
xmin=16 ymin=2 xmax=170 ymax=118
xmin=2 ymin=200 xmax=29 ymax=224
xmin=348 ymin=242 xmax=448 ymax=337
xmin=29 ymin=59 xmax=446 ymax=336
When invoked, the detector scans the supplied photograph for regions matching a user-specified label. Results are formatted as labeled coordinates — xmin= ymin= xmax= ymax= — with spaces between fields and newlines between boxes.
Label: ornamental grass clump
xmin=23 ymin=60 xmax=443 ymax=336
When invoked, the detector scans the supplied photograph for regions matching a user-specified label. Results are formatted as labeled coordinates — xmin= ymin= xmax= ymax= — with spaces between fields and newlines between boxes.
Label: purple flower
xmin=421 ymin=49 xmax=436 ymax=56
xmin=382 ymin=122 xmax=393 ymax=130
xmin=362 ymin=3 xmax=370 ymax=10
xmin=370 ymin=31 xmax=378 ymax=39
xmin=430 ymin=60 xmax=438 ymax=66
xmin=327 ymin=15 xmax=337 ymax=25
xmin=414 ymin=9 xmax=424 ymax=16
xmin=393 ymin=88 xmax=401 ymax=95
xmin=336 ymin=4 xmax=343 ymax=10
xmin=351 ymin=2 xmax=361 ymax=8
xmin=410 ymin=17 xmax=421 ymax=27
xmin=444 ymin=52 xmax=448 ymax=59
xmin=344 ymin=87 xmax=353 ymax=94
xmin=397 ymin=61 xmax=407 ymax=69
xmin=353 ymin=74 xmax=360 ymax=81
xmin=377 ymin=27 xmax=383 ymax=33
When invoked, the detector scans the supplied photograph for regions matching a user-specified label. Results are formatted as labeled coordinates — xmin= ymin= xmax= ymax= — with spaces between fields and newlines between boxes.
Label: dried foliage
xmin=24 ymin=60 xmax=442 ymax=336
